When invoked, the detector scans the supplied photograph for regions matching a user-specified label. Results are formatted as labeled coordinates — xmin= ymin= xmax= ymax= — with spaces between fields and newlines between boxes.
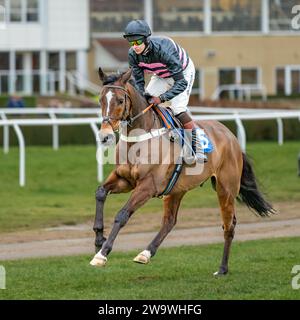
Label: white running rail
xmin=1 ymin=108 xmax=300 ymax=187
xmin=0 ymin=108 xmax=101 ymax=152
xmin=0 ymin=117 xmax=102 ymax=187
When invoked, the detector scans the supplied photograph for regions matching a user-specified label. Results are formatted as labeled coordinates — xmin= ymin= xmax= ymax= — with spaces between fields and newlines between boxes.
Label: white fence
xmin=211 ymin=84 xmax=267 ymax=101
xmin=0 ymin=108 xmax=101 ymax=153
xmin=1 ymin=107 xmax=300 ymax=187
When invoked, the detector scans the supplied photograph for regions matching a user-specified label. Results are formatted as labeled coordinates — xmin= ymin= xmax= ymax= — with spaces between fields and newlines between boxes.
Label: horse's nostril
xmin=100 ymin=133 xmax=115 ymax=145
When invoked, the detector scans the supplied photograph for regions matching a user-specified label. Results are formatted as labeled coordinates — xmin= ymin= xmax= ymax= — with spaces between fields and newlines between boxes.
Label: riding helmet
xmin=123 ymin=20 xmax=152 ymax=41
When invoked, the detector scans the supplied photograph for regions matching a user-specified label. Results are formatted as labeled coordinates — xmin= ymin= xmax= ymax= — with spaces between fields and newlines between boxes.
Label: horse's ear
xmin=98 ymin=67 xmax=107 ymax=82
xmin=120 ymin=68 xmax=132 ymax=84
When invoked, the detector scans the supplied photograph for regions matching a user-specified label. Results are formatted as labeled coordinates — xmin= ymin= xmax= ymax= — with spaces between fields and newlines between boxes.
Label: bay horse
xmin=90 ymin=68 xmax=275 ymax=275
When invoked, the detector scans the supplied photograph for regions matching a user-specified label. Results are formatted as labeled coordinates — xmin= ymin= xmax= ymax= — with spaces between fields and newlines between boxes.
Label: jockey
xmin=123 ymin=19 xmax=207 ymax=163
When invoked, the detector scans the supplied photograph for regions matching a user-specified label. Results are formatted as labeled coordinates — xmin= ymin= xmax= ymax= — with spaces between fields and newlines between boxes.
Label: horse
xmin=90 ymin=67 xmax=275 ymax=275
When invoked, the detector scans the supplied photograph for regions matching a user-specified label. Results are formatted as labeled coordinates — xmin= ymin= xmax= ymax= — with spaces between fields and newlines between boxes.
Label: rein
xmin=101 ymin=84 xmax=154 ymax=128
xmin=101 ymin=85 xmax=132 ymax=128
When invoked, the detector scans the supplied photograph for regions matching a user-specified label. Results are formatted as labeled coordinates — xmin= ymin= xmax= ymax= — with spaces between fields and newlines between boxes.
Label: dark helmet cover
xmin=123 ymin=20 xmax=151 ymax=41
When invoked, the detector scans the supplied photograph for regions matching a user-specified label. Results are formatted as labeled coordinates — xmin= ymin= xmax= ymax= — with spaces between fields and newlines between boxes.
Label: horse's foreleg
xmin=215 ymin=182 xmax=237 ymax=276
xmin=133 ymin=192 xmax=185 ymax=264
xmin=90 ymin=176 xmax=155 ymax=267
xmin=93 ymin=171 xmax=132 ymax=253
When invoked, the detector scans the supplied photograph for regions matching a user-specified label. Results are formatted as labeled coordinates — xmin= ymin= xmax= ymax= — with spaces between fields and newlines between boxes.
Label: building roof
xmin=97 ymin=39 xmax=128 ymax=62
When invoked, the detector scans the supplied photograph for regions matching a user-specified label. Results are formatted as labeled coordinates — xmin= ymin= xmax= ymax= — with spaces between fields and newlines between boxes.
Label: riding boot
xmin=175 ymin=112 xmax=207 ymax=163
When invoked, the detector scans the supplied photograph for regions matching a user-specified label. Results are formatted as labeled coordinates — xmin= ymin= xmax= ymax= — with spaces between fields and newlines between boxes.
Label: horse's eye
xmin=118 ymin=99 xmax=124 ymax=104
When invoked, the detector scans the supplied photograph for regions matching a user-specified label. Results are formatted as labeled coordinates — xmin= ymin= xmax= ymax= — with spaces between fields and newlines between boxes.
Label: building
xmin=90 ymin=0 xmax=300 ymax=100
xmin=0 ymin=0 xmax=89 ymax=96
xmin=1 ymin=0 xmax=299 ymax=100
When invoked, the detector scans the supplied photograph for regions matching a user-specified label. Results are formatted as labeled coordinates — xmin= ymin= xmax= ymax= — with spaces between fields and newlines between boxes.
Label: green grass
xmin=0 ymin=237 xmax=299 ymax=299
xmin=0 ymin=141 xmax=299 ymax=232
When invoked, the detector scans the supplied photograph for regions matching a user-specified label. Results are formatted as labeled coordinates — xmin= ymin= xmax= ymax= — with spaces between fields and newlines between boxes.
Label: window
xmin=9 ymin=0 xmax=39 ymax=23
xmin=48 ymin=52 xmax=59 ymax=71
xmin=0 ymin=52 xmax=9 ymax=93
xmin=32 ymin=51 xmax=40 ymax=93
xmin=291 ymin=70 xmax=300 ymax=94
xmin=66 ymin=52 xmax=76 ymax=71
xmin=91 ymin=0 xmax=143 ymax=33
xmin=0 ymin=0 xmax=6 ymax=27
xmin=10 ymin=0 xmax=22 ymax=22
xmin=212 ymin=0 xmax=261 ymax=31
xmin=276 ymin=66 xmax=300 ymax=95
xmin=219 ymin=68 xmax=259 ymax=85
xmin=153 ymin=0 xmax=204 ymax=32
xmin=15 ymin=53 xmax=23 ymax=70
xmin=219 ymin=69 xmax=236 ymax=85
xmin=0 ymin=52 xmax=9 ymax=70
xmin=276 ymin=68 xmax=285 ymax=94
xmin=219 ymin=67 xmax=259 ymax=99
xmin=241 ymin=69 xmax=258 ymax=84
xmin=270 ymin=0 xmax=299 ymax=32
xmin=32 ymin=52 xmax=40 ymax=70
xmin=26 ymin=0 xmax=39 ymax=22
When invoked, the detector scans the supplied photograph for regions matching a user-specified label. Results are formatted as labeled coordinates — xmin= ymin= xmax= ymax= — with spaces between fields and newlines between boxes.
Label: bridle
xmin=100 ymin=85 xmax=132 ymax=131
xmin=100 ymin=84 xmax=154 ymax=130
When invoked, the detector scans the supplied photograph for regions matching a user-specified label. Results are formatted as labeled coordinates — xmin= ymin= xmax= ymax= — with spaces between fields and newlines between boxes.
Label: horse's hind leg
xmin=93 ymin=171 xmax=132 ymax=253
xmin=214 ymin=174 xmax=239 ymax=276
xmin=133 ymin=192 xmax=185 ymax=264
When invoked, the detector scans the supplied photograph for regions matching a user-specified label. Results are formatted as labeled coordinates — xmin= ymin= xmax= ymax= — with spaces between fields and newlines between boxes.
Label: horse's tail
xmin=238 ymin=153 xmax=276 ymax=217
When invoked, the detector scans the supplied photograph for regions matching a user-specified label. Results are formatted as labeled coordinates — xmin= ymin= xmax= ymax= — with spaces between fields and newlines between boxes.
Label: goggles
xmin=128 ymin=39 xmax=144 ymax=46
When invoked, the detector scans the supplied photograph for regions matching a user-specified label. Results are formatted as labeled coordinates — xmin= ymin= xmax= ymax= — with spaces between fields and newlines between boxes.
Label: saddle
xmin=151 ymin=105 xmax=214 ymax=198
xmin=152 ymin=106 xmax=185 ymax=146
xmin=153 ymin=105 xmax=182 ymax=130
xmin=153 ymin=106 xmax=214 ymax=153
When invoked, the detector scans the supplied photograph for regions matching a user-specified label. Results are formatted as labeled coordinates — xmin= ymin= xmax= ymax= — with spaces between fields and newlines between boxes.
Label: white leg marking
xmin=133 ymin=250 xmax=151 ymax=264
xmin=90 ymin=250 xmax=107 ymax=267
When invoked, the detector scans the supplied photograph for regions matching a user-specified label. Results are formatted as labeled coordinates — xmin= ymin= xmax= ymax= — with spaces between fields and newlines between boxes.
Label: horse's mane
xmin=103 ymin=71 xmax=144 ymax=99
xmin=103 ymin=73 xmax=121 ymax=85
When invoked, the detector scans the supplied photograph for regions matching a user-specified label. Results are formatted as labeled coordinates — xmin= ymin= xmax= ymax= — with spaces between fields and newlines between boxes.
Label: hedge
xmin=0 ymin=118 xmax=299 ymax=147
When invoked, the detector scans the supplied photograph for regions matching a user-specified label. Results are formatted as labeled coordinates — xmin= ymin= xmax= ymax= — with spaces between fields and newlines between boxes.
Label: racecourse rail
xmin=0 ymin=107 xmax=299 ymax=187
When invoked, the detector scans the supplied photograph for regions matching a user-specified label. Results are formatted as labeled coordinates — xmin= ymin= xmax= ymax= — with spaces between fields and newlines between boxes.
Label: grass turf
xmin=0 ymin=237 xmax=299 ymax=299
xmin=0 ymin=141 xmax=299 ymax=232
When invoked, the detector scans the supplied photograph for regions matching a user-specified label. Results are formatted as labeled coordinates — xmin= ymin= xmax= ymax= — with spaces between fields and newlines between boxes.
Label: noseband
xmin=101 ymin=85 xmax=132 ymax=130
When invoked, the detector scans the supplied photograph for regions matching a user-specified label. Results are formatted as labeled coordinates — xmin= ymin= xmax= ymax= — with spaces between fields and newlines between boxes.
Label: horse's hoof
xmin=213 ymin=269 xmax=228 ymax=276
xmin=90 ymin=257 xmax=107 ymax=267
xmin=133 ymin=250 xmax=151 ymax=264
xmin=90 ymin=251 xmax=107 ymax=267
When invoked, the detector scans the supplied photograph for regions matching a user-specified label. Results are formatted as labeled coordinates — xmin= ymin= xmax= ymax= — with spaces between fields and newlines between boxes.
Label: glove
xmin=149 ymin=96 xmax=161 ymax=105
xmin=143 ymin=92 xmax=152 ymax=103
